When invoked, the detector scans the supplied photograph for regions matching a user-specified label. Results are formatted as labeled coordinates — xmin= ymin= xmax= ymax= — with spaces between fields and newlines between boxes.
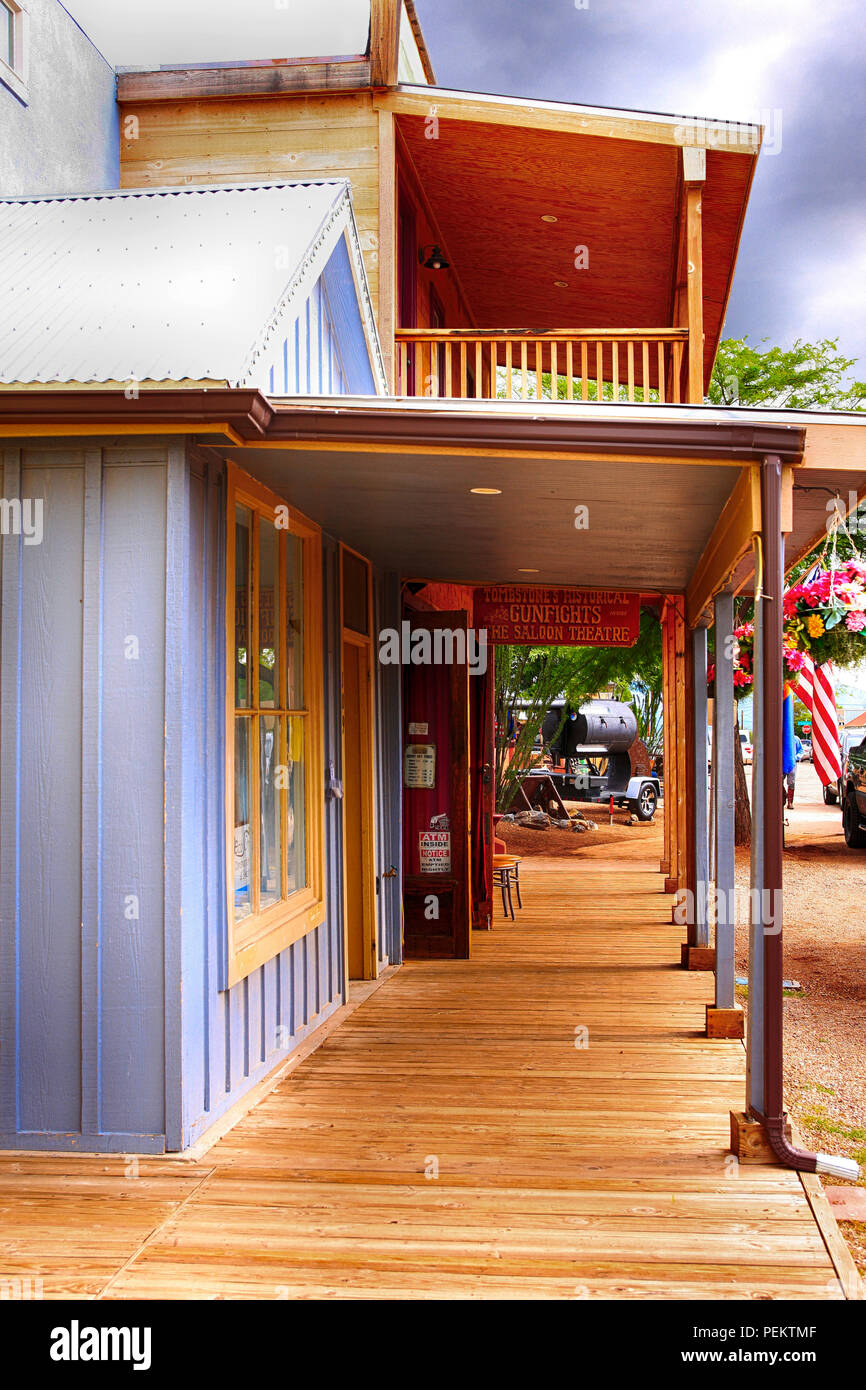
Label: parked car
xmin=739 ymin=730 xmax=753 ymax=765
xmin=842 ymin=736 xmax=866 ymax=848
xmin=824 ymin=728 xmax=862 ymax=804
xmin=798 ymin=737 xmax=812 ymax=761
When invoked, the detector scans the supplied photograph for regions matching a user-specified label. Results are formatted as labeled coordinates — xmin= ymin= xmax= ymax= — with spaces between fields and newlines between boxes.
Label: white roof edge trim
xmin=262 ymin=395 xmax=866 ymax=427
xmin=0 ymin=178 xmax=353 ymax=205
xmin=395 ymin=84 xmax=765 ymax=146
xmin=234 ymin=185 xmax=387 ymax=396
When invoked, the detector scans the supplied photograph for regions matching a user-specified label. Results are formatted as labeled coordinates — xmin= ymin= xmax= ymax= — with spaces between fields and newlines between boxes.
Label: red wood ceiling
xmin=397 ymin=114 xmax=755 ymax=378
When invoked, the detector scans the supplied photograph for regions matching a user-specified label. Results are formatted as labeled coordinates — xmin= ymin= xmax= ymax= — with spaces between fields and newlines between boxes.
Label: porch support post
xmin=746 ymin=556 xmax=765 ymax=1113
xmin=660 ymin=599 xmax=672 ymax=879
xmin=674 ymin=601 xmax=689 ymax=893
xmin=706 ymin=590 xmax=742 ymax=1036
xmin=760 ymin=457 xmax=787 ymax=1122
xmin=691 ymin=626 xmax=710 ymax=949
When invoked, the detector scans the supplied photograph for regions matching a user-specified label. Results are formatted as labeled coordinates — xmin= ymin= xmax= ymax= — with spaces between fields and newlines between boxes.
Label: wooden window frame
xmin=338 ymin=543 xmax=379 ymax=984
xmin=0 ymin=1 xmax=29 ymax=104
xmin=225 ymin=462 xmax=325 ymax=987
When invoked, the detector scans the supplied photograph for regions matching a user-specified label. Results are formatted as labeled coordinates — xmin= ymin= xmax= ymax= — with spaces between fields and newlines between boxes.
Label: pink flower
xmin=845 ymin=611 xmax=866 ymax=633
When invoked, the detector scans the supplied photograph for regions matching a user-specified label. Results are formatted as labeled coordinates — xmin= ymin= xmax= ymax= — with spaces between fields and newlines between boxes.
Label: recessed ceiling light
xmin=470 ymin=487 xmax=502 ymax=495
xmin=554 ymin=279 xmax=568 ymax=288
xmin=541 ymin=214 xmax=558 ymax=223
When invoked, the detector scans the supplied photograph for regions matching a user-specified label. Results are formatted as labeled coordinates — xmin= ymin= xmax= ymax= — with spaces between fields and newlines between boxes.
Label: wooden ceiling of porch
xmin=397 ymin=114 xmax=755 ymax=391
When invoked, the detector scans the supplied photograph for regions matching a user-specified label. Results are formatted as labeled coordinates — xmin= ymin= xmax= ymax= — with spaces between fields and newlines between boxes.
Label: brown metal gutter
xmin=0 ymin=389 xmax=274 ymax=440
xmin=0 ymin=389 xmax=807 ymax=465
xmin=265 ymin=403 xmax=807 ymax=463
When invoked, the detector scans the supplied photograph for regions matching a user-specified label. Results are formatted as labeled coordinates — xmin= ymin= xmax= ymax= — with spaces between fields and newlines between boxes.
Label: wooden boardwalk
xmin=0 ymin=854 xmax=857 ymax=1300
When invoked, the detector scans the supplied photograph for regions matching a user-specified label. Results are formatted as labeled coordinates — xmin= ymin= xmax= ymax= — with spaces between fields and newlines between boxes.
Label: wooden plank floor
xmin=0 ymin=854 xmax=852 ymax=1299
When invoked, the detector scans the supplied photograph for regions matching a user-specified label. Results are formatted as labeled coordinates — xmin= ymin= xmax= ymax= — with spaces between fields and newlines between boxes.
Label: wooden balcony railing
xmin=394 ymin=328 xmax=692 ymax=404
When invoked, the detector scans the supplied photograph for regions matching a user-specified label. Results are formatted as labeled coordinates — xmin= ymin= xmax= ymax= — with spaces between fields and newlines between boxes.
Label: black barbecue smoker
xmin=537 ymin=699 xmax=659 ymax=820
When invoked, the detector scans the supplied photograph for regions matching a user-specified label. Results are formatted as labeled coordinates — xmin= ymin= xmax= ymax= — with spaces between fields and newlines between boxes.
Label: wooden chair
xmin=493 ymin=853 xmax=522 ymax=920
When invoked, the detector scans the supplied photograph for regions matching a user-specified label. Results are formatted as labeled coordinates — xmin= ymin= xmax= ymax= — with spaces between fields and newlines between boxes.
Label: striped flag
xmin=790 ymin=656 xmax=842 ymax=785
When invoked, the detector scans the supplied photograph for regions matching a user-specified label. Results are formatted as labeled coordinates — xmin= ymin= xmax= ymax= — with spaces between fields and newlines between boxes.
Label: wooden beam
xmin=370 ymin=0 xmax=401 ymax=89
xmin=684 ymin=152 xmax=705 ymax=406
xmin=116 ymin=59 xmax=372 ymax=104
xmin=686 ymin=466 xmax=760 ymax=628
xmin=403 ymin=0 xmax=437 ymax=84
xmin=376 ymin=87 xmax=762 ymax=152
xmin=687 ymin=464 xmax=795 ymax=627
xmin=377 ymin=108 xmax=397 ymax=392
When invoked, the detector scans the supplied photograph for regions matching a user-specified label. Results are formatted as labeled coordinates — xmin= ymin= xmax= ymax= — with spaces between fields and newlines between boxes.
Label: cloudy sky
xmin=413 ymin=0 xmax=866 ymax=372
xmin=67 ymin=0 xmax=865 ymax=372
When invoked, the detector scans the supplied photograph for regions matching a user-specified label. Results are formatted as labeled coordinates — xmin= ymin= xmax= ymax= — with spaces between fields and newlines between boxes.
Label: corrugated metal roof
xmin=0 ymin=181 xmax=357 ymax=385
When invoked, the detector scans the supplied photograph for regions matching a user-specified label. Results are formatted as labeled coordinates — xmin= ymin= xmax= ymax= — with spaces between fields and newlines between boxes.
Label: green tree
xmin=493 ymin=612 xmax=663 ymax=811
xmin=709 ymin=337 xmax=865 ymax=410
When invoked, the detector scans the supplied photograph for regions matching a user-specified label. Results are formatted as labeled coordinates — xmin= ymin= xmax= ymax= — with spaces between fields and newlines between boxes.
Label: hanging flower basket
xmin=707 ymin=622 xmax=804 ymax=701
xmin=783 ymin=560 xmax=866 ymax=666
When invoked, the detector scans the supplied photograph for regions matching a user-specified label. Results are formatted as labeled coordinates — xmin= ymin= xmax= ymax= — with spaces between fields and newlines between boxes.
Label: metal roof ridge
xmin=0 ymin=178 xmax=352 ymax=205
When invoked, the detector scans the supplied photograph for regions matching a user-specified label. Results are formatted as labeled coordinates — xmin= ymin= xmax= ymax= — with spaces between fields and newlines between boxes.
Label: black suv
xmin=843 ymin=736 xmax=866 ymax=848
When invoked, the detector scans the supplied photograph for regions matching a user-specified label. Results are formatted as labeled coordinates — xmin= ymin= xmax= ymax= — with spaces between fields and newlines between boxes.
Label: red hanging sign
xmin=474 ymin=586 xmax=640 ymax=647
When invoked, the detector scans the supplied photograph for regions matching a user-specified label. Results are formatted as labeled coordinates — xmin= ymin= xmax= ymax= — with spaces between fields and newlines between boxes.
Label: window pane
xmin=342 ymin=550 xmax=369 ymax=635
xmin=286 ymin=533 xmax=304 ymax=708
xmin=258 ymin=517 xmax=279 ymax=708
xmin=233 ymin=718 xmax=252 ymax=921
xmin=259 ymin=715 xmax=282 ymax=910
xmin=2 ymin=5 xmax=13 ymax=68
xmin=286 ymin=716 xmax=307 ymax=894
xmin=235 ymin=505 xmax=252 ymax=708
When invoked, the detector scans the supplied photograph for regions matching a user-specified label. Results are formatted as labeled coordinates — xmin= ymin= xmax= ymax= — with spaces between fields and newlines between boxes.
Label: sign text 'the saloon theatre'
xmin=474 ymin=586 xmax=640 ymax=647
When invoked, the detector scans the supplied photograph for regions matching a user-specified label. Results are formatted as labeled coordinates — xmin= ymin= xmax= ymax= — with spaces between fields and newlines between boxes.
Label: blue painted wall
xmin=174 ymin=451 xmax=350 ymax=1151
xmin=0 ymin=438 xmax=402 ymax=1153
xmin=256 ymin=236 xmax=378 ymax=398
xmin=0 ymin=0 xmax=119 ymax=195
xmin=1 ymin=443 xmax=169 ymax=1151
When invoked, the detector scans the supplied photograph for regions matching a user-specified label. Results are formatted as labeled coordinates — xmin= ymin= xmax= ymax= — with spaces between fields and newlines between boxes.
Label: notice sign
xmin=474 ymin=586 xmax=640 ymax=647
xmin=404 ymin=743 xmax=436 ymax=788
xmin=419 ymin=830 xmax=451 ymax=874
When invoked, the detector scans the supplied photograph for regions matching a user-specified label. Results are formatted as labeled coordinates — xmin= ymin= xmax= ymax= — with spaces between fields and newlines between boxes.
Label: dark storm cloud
xmin=414 ymin=0 xmax=866 ymax=369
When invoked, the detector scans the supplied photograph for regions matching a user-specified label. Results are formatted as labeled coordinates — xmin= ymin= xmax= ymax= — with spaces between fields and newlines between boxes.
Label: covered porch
xmin=0 ymin=851 xmax=852 ymax=1299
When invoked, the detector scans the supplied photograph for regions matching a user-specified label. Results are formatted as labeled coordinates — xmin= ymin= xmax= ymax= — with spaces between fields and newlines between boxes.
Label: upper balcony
xmin=115 ymin=28 xmax=761 ymax=412
xmin=394 ymin=327 xmax=690 ymax=403
xmin=382 ymin=88 xmax=760 ymax=408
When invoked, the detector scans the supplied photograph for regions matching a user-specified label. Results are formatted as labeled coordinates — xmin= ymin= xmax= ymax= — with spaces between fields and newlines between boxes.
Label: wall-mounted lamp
xmin=418 ymin=243 xmax=450 ymax=270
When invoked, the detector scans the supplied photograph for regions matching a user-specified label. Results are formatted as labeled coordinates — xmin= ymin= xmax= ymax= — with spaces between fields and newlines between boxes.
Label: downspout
xmin=758 ymin=455 xmax=860 ymax=1181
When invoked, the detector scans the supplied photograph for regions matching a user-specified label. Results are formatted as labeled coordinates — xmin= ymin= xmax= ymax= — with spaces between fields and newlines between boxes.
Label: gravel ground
xmin=501 ymin=765 xmax=866 ymax=1275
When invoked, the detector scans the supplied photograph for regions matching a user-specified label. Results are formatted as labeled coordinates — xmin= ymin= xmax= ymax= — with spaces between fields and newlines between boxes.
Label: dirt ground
xmin=735 ymin=761 xmax=866 ymax=1275
xmin=500 ymin=766 xmax=866 ymax=1274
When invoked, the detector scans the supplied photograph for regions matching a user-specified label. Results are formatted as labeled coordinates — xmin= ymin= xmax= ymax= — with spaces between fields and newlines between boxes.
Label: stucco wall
xmin=0 ymin=0 xmax=118 ymax=194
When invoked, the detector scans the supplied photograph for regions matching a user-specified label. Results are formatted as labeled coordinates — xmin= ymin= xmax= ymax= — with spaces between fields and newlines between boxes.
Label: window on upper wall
xmin=0 ymin=1 xmax=28 ymax=103
xmin=226 ymin=465 xmax=325 ymax=986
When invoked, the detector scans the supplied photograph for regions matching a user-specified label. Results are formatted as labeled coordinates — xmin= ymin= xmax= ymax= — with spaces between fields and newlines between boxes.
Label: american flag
xmin=789 ymin=656 xmax=843 ymax=785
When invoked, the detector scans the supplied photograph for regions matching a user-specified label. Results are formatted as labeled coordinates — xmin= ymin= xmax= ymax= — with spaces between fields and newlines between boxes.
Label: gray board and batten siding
xmin=0 ymin=438 xmax=402 ymax=1152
